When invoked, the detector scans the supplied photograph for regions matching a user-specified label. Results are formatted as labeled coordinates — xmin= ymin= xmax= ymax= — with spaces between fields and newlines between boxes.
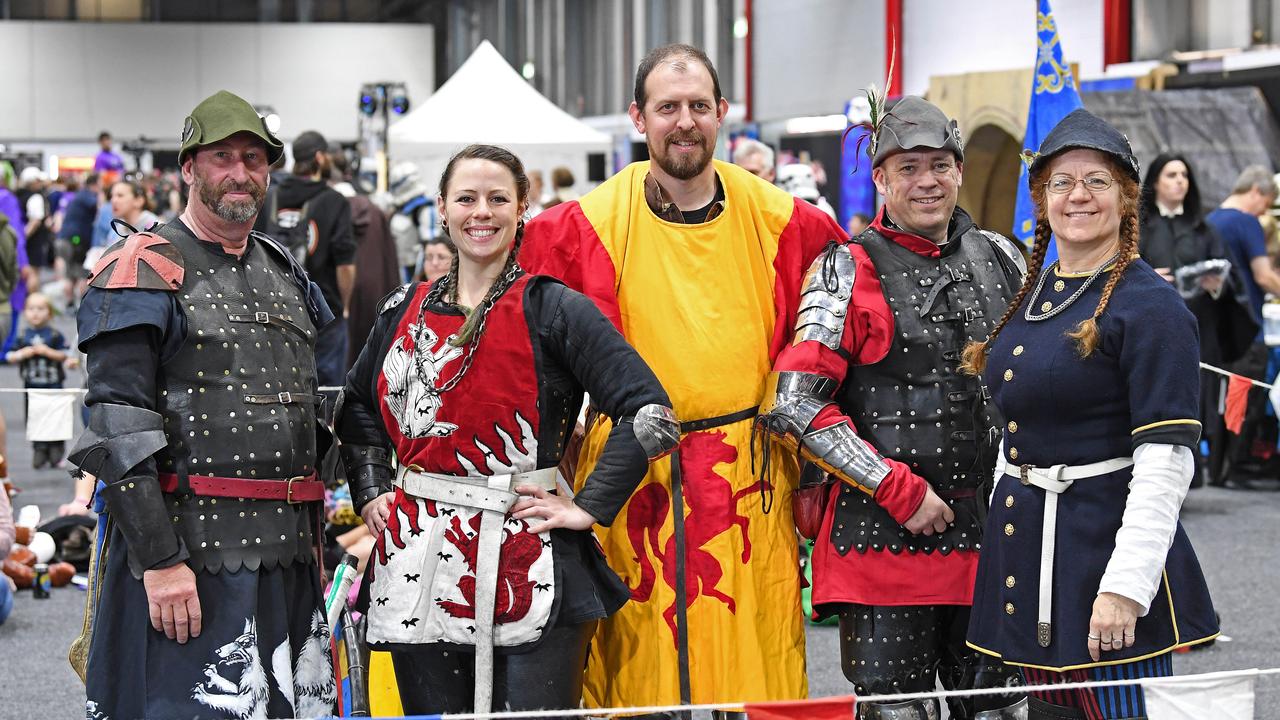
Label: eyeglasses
xmin=1045 ymin=173 xmax=1114 ymax=195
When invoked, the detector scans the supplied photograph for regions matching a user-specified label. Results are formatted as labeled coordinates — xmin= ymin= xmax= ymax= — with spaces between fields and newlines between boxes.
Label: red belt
xmin=157 ymin=472 xmax=323 ymax=504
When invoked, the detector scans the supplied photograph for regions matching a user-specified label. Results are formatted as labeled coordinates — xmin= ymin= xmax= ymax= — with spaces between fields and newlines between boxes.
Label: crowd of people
xmin=0 ymin=40 xmax=1261 ymax=720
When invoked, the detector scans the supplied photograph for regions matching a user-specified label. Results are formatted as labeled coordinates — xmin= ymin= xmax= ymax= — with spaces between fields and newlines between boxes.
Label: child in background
xmin=5 ymin=292 xmax=70 ymax=468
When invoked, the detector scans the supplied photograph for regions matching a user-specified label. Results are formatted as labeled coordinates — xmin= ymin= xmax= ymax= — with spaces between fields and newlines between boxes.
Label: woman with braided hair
xmin=962 ymin=109 xmax=1219 ymax=720
xmin=336 ymin=144 xmax=676 ymax=715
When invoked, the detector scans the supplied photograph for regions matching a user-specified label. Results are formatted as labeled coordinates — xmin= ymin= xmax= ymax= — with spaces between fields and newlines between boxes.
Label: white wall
xmin=752 ymin=0 xmax=885 ymax=122
xmin=0 ymin=21 xmax=434 ymax=145
xmin=901 ymin=0 xmax=1105 ymax=95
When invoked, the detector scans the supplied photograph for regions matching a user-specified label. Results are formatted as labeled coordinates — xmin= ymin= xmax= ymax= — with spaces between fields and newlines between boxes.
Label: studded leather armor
xmin=153 ymin=223 xmax=321 ymax=573
xmin=830 ymin=227 xmax=1019 ymax=556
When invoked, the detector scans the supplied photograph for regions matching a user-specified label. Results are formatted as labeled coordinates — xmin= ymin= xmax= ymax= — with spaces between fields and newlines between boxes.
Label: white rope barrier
xmin=342 ymin=666 xmax=1280 ymax=719
xmin=1200 ymin=361 xmax=1275 ymax=390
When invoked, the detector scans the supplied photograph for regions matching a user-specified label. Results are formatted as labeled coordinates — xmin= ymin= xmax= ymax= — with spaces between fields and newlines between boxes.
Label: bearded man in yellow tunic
xmin=521 ymin=44 xmax=845 ymax=710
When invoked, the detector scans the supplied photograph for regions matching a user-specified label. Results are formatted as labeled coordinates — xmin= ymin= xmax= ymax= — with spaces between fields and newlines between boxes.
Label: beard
xmin=651 ymin=131 xmax=712 ymax=181
xmin=194 ymin=169 xmax=266 ymax=223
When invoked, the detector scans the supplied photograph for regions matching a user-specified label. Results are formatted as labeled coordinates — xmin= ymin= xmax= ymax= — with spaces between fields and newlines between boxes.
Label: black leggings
xmin=390 ymin=620 xmax=596 ymax=716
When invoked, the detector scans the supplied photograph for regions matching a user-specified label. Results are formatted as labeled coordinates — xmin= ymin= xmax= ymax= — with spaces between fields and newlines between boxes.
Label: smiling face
xmin=438 ymin=158 xmax=527 ymax=269
xmin=629 ymin=58 xmax=728 ymax=183
xmin=1044 ymin=149 xmax=1123 ymax=250
xmin=872 ymin=149 xmax=962 ymax=243
xmin=1154 ymin=159 xmax=1189 ymax=209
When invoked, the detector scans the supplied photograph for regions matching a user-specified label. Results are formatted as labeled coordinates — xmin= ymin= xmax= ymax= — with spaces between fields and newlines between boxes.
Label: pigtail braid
xmin=960 ymin=216 xmax=1052 ymax=376
xmin=1066 ymin=210 xmax=1139 ymax=357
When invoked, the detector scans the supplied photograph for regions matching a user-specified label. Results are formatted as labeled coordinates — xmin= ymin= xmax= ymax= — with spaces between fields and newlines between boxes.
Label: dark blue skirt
xmin=84 ymin=520 xmax=336 ymax=719
xmin=967 ymin=471 xmax=1218 ymax=671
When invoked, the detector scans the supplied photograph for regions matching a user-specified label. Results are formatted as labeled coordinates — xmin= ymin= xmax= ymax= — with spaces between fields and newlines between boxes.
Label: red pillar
xmin=1103 ymin=0 xmax=1131 ymax=66
xmin=885 ymin=0 xmax=903 ymax=96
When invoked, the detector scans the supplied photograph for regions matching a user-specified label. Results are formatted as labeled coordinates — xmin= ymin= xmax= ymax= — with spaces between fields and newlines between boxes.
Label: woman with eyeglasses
xmin=961 ymin=109 xmax=1218 ymax=719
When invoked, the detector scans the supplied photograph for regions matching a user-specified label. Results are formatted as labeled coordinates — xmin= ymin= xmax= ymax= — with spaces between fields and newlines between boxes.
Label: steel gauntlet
xmin=758 ymin=371 xmax=890 ymax=496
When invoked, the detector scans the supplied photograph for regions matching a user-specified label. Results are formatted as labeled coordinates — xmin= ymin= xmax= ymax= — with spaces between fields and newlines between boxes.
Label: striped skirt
xmin=1022 ymin=654 xmax=1173 ymax=719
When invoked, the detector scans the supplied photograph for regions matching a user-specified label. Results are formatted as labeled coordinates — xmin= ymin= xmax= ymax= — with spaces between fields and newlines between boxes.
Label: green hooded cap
xmin=179 ymin=90 xmax=284 ymax=165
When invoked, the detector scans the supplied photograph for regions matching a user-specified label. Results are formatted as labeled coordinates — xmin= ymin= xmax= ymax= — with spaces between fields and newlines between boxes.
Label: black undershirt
xmin=679 ymin=181 xmax=726 ymax=224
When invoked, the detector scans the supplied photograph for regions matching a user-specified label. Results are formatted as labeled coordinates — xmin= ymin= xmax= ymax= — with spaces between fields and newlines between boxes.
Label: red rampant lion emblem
xmin=436 ymin=512 xmax=543 ymax=624
xmin=626 ymin=430 xmax=772 ymax=647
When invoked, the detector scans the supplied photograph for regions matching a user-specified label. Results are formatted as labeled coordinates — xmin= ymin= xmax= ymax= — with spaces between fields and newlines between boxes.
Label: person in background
xmin=59 ymin=173 xmax=100 ymax=267
xmin=544 ymin=166 xmax=577 ymax=209
xmin=109 ymin=179 xmax=160 ymax=234
xmin=528 ymin=169 xmax=546 ymax=217
xmin=18 ymin=168 xmax=53 ymax=270
xmin=328 ymin=146 xmax=401 ymax=370
xmin=733 ymin=138 xmax=776 ymax=182
xmin=255 ymin=130 xmax=357 ymax=387
xmin=1206 ymin=166 xmax=1280 ymax=486
xmin=0 ymin=485 xmax=15 ymax=626
xmin=5 ymin=292 xmax=70 ymax=469
xmin=93 ymin=131 xmax=125 ymax=185
xmin=1139 ymin=154 xmax=1251 ymax=487
xmin=416 ymin=236 xmax=455 ymax=283
xmin=386 ymin=161 xmax=438 ymax=281
xmin=846 ymin=211 xmax=871 ymax=237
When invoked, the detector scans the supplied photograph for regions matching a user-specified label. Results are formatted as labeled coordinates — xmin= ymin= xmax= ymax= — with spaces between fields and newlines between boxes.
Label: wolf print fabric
xmin=83 ymin=521 xmax=334 ymax=720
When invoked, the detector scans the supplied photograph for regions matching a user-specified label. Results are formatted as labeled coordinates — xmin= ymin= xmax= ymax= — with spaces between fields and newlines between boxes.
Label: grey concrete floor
xmin=2 ymin=312 xmax=1279 ymax=718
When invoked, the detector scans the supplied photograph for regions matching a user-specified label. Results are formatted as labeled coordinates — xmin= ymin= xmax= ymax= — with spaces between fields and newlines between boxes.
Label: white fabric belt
xmin=998 ymin=456 xmax=1133 ymax=648
xmin=394 ymin=465 xmax=559 ymax=713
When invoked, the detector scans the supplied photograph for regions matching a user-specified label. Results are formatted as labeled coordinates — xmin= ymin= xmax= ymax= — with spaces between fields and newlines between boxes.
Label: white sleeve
xmin=26 ymin=194 xmax=45 ymax=221
xmin=1096 ymin=442 xmax=1193 ymax=615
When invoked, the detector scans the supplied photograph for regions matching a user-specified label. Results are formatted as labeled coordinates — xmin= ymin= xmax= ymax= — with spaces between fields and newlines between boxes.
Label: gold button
xmin=1013 ymin=345 xmax=1024 ymax=356
xmin=1009 ymin=447 xmax=1019 ymax=460
xmin=1004 ymin=523 xmax=1015 ymax=536
xmin=1005 ymin=495 xmax=1014 ymax=508
xmin=1054 ymin=280 xmax=1066 ymax=292
xmin=1004 ymin=369 xmax=1013 ymax=381
xmin=1041 ymin=301 xmax=1053 ymax=312
xmin=1006 ymin=576 xmax=1016 ymax=588
xmin=1007 ymin=421 xmax=1018 ymax=433
xmin=1006 ymin=602 xmax=1016 ymax=615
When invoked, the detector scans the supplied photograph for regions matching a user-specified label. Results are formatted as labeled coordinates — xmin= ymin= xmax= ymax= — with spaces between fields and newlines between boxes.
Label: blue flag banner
xmin=1013 ymin=0 xmax=1084 ymax=259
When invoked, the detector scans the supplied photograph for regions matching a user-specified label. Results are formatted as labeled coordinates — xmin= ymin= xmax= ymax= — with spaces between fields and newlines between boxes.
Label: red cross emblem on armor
xmin=89 ymin=232 xmax=185 ymax=290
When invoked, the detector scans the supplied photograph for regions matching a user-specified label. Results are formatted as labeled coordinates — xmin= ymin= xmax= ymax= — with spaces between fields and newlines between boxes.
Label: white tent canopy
xmin=389 ymin=40 xmax=610 ymax=197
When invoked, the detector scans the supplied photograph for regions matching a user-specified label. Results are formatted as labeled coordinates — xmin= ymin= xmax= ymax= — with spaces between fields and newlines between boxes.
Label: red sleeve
xmin=771 ymin=235 xmax=926 ymax=523
xmin=520 ymin=201 xmax=625 ymax=332
xmin=769 ymin=199 xmax=847 ymax=362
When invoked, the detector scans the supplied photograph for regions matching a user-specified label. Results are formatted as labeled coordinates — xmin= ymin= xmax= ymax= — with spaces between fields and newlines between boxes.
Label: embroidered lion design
xmin=382 ymin=321 xmax=465 ymax=438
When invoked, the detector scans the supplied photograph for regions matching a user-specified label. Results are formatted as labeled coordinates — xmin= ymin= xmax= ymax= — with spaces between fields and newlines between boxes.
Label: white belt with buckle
xmin=998 ymin=456 xmax=1133 ymax=648
xmin=394 ymin=465 xmax=559 ymax=714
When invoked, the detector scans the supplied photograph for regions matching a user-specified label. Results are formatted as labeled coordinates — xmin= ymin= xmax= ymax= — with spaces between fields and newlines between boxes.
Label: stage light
xmin=390 ymin=91 xmax=410 ymax=115
xmin=359 ymin=91 xmax=378 ymax=115
xmin=522 ymin=61 xmax=536 ymax=80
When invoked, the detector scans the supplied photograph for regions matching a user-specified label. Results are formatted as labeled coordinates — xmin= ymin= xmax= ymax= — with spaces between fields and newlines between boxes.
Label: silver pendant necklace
xmin=1024 ymin=252 xmax=1119 ymax=322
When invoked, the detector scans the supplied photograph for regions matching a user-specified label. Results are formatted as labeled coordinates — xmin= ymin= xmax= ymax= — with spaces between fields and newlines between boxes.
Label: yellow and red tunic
xmin=521 ymin=160 xmax=843 ymax=707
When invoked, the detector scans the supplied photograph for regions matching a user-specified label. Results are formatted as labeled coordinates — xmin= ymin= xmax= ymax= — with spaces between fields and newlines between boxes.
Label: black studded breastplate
xmin=829 ymin=227 xmax=1016 ymax=556
xmin=153 ymin=223 xmax=321 ymax=573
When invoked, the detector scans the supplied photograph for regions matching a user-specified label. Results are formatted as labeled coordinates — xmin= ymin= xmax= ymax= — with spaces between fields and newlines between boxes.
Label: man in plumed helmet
xmin=69 ymin=90 xmax=337 ymax=719
xmin=758 ymin=95 xmax=1028 ymax=719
